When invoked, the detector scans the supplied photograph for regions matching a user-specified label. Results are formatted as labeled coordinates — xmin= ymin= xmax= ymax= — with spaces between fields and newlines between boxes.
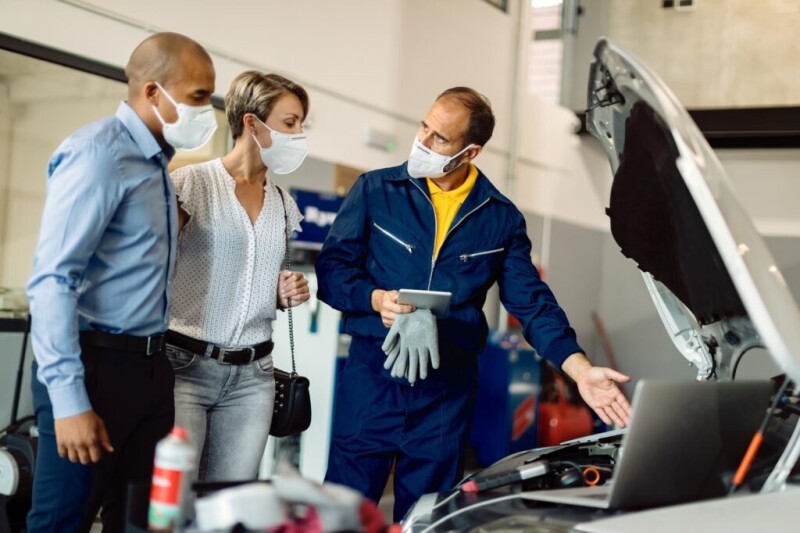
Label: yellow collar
xmin=426 ymin=163 xmax=478 ymax=202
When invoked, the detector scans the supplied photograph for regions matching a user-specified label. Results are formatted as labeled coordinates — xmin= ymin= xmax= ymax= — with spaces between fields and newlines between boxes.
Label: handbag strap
xmin=276 ymin=187 xmax=297 ymax=376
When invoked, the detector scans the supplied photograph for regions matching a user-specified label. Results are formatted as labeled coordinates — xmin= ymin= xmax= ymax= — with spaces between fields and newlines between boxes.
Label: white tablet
xmin=397 ymin=289 xmax=452 ymax=317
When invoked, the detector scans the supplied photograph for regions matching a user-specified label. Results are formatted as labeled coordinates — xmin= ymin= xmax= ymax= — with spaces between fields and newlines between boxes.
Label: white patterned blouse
xmin=168 ymin=158 xmax=303 ymax=348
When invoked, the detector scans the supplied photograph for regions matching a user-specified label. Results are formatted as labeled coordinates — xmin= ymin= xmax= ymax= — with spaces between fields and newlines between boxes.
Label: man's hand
xmin=371 ymin=289 xmax=415 ymax=328
xmin=562 ymin=353 xmax=632 ymax=428
xmin=278 ymin=270 xmax=310 ymax=309
xmin=54 ymin=410 xmax=114 ymax=464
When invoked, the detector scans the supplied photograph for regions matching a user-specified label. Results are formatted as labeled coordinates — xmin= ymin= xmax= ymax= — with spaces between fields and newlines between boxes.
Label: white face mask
xmin=407 ymin=136 xmax=474 ymax=179
xmin=152 ymin=82 xmax=218 ymax=151
xmin=251 ymin=117 xmax=309 ymax=175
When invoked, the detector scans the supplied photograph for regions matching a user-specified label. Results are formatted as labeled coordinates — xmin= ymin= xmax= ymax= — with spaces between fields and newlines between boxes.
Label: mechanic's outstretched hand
xmin=562 ymin=353 xmax=632 ymax=428
xmin=371 ymin=289 xmax=415 ymax=328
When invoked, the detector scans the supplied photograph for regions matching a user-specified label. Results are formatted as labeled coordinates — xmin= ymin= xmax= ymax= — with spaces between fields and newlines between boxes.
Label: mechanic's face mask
xmin=407 ymin=136 xmax=473 ymax=179
xmin=152 ymin=82 xmax=218 ymax=151
xmin=252 ymin=117 xmax=309 ymax=175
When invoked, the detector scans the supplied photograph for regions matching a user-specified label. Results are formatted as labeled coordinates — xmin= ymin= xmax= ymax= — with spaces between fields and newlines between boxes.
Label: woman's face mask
xmin=251 ymin=116 xmax=309 ymax=175
xmin=406 ymin=136 xmax=473 ymax=179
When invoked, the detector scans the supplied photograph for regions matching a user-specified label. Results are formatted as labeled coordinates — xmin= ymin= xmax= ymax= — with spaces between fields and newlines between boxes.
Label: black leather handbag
xmin=270 ymin=189 xmax=311 ymax=438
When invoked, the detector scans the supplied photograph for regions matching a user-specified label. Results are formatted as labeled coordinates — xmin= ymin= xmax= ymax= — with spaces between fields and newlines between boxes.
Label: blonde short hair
xmin=225 ymin=71 xmax=309 ymax=140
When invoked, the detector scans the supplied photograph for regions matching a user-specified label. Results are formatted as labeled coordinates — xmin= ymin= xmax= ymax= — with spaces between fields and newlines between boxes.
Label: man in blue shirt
xmin=26 ymin=32 xmax=216 ymax=532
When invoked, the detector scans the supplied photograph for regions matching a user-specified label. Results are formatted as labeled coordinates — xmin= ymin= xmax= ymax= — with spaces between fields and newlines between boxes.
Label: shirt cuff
xmin=353 ymin=282 xmax=379 ymax=314
xmin=48 ymin=381 xmax=92 ymax=419
xmin=545 ymin=339 xmax=585 ymax=370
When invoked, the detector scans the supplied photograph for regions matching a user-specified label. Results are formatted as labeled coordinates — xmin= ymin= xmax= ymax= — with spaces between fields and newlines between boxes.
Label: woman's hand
xmin=278 ymin=270 xmax=310 ymax=308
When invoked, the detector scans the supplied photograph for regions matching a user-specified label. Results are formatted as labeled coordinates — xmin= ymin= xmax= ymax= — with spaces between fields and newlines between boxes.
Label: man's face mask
xmin=252 ymin=116 xmax=309 ymax=175
xmin=152 ymin=82 xmax=218 ymax=151
xmin=406 ymin=136 xmax=473 ymax=179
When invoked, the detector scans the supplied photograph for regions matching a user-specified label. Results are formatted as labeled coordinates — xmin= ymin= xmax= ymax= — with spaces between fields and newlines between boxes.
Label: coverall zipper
xmin=459 ymin=247 xmax=505 ymax=262
xmin=372 ymin=222 xmax=414 ymax=253
xmin=410 ymin=180 xmax=491 ymax=289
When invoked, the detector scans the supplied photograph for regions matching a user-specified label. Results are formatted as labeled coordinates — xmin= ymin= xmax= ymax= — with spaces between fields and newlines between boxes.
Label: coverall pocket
xmin=457 ymin=245 xmax=506 ymax=300
xmin=367 ymin=219 xmax=421 ymax=281
xmin=371 ymin=221 xmax=417 ymax=254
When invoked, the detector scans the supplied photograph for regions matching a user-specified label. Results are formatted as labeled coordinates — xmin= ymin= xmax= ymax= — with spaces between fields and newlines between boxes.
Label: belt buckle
xmin=217 ymin=347 xmax=255 ymax=364
xmin=145 ymin=334 xmax=163 ymax=357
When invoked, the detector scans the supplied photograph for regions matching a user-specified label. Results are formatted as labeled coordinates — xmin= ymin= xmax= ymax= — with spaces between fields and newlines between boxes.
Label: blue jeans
xmin=167 ymin=344 xmax=275 ymax=482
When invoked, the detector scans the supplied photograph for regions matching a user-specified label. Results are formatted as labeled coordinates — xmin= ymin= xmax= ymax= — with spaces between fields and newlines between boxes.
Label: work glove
xmin=382 ymin=309 xmax=440 ymax=385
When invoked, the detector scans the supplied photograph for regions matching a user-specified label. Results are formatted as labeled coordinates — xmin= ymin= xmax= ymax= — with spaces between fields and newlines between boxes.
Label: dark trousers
xmin=325 ymin=339 xmax=476 ymax=522
xmin=27 ymin=341 xmax=175 ymax=533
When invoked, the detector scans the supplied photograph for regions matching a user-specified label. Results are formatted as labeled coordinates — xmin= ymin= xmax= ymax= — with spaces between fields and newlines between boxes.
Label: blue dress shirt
xmin=27 ymin=101 xmax=178 ymax=419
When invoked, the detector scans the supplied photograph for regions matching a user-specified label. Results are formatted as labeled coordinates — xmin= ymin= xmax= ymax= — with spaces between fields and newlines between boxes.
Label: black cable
xmin=730 ymin=343 xmax=762 ymax=380
xmin=758 ymin=378 xmax=792 ymax=440
xmin=556 ymin=460 xmax=585 ymax=475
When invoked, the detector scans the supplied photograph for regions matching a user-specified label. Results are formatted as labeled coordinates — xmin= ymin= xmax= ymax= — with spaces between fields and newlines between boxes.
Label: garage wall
xmin=717 ymin=148 xmax=800 ymax=237
xmin=607 ymin=0 xmax=800 ymax=109
xmin=0 ymin=0 xmax=512 ymax=186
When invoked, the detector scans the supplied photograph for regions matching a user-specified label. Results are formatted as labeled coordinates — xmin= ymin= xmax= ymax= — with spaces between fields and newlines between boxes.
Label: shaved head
xmin=125 ymin=32 xmax=212 ymax=97
xmin=124 ymin=32 xmax=216 ymax=147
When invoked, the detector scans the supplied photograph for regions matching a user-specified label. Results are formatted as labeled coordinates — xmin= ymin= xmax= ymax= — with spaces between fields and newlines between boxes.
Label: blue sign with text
xmin=291 ymin=189 xmax=344 ymax=250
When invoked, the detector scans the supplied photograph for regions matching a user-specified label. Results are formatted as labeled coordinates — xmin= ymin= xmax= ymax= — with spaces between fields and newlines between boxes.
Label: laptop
xmin=521 ymin=379 xmax=772 ymax=510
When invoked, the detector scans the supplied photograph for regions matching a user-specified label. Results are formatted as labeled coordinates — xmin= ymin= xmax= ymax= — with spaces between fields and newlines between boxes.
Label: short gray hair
xmin=225 ymin=71 xmax=310 ymax=140
xmin=437 ymin=87 xmax=495 ymax=147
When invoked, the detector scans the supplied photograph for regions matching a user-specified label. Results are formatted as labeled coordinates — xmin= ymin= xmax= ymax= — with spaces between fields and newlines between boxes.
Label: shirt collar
xmin=427 ymin=163 xmax=479 ymax=200
xmin=391 ymin=161 xmax=511 ymax=205
xmin=116 ymin=101 xmax=175 ymax=162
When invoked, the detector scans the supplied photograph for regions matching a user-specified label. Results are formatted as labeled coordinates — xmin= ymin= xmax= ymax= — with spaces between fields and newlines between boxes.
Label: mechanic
xmin=315 ymin=86 xmax=632 ymax=520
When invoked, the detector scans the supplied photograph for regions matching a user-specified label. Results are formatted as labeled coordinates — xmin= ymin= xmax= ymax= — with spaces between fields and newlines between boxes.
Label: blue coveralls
xmin=315 ymin=162 xmax=583 ymax=520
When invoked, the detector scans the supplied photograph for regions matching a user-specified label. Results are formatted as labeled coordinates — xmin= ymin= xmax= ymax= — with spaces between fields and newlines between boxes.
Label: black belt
xmin=80 ymin=330 xmax=166 ymax=357
xmin=165 ymin=330 xmax=274 ymax=365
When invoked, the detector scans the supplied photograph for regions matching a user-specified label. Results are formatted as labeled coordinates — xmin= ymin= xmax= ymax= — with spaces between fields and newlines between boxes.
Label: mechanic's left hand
xmin=278 ymin=270 xmax=310 ymax=308
xmin=562 ymin=353 xmax=631 ymax=428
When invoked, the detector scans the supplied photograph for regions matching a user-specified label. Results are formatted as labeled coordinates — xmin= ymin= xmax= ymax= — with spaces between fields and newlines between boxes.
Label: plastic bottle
xmin=148 ymin=427 xmax=196 ymax=530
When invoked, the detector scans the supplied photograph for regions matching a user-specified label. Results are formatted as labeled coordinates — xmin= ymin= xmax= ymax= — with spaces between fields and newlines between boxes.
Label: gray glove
xmin=382 ymin=309 xmax=440 ymax=384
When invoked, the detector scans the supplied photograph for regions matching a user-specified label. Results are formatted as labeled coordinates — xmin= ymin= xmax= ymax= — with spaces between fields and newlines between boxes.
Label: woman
xmin=166 ymin=71 xmax=311 ymax=482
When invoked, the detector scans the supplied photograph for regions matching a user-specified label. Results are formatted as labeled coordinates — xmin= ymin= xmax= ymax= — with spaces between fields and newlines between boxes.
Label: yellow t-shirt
xmin=426 ymin=163 xmax=479 ymax=258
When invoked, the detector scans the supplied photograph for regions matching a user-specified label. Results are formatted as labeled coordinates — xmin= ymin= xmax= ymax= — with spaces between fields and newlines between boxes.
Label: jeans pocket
xmin=166 ymin=345 xmax=197 ymax=372
xmin=252 ymin=355 xmax=274 ymax=381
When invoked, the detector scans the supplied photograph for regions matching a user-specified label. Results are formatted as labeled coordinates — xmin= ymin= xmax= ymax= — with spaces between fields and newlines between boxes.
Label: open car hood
xmin=586 ymin=39 xmax=800 ymax=383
